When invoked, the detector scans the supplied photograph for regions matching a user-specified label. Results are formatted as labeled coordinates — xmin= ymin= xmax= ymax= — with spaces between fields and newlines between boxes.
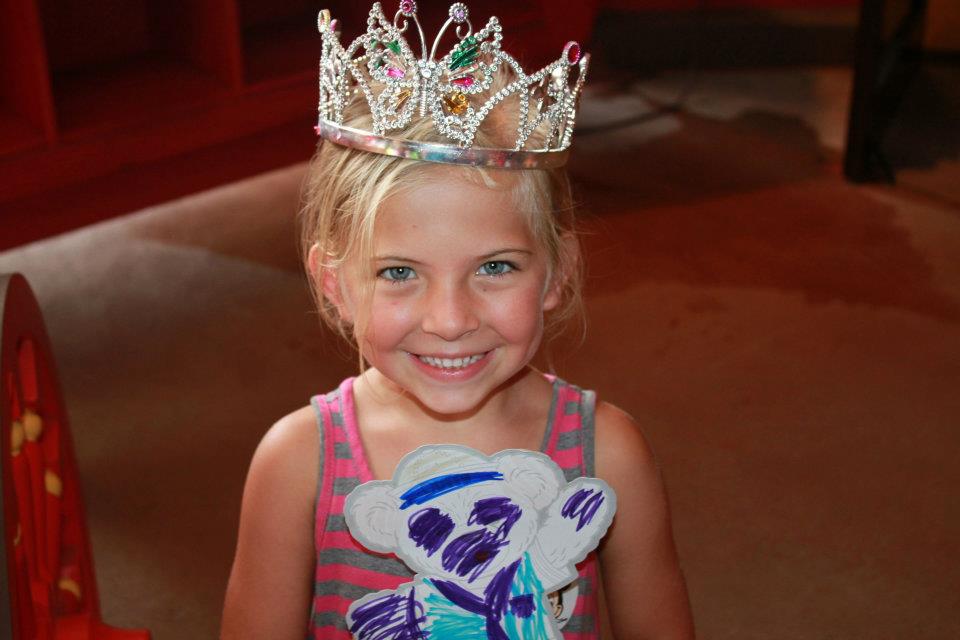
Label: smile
xmin=417 ymin=353 xmax=486 ymax=370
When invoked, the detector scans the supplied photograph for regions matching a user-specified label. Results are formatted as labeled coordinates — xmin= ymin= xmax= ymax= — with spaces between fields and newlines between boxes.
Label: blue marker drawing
xmin=561 ymin=488 xmax=605 ymax=531
xmin=399 ymin=472 xmax=504 ymax=510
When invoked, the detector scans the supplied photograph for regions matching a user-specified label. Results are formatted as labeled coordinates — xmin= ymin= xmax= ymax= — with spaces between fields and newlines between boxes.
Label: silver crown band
xmin=315 ymin=2 xmax=588 ymax=169
xmin=316 ymin=120 xmax=571 ymax=169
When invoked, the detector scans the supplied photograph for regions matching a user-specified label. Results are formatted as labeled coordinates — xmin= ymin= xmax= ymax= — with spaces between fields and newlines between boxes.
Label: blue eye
xmin=378 ymin=266 xmax=416 ymax=282
xmin=477 ymin=261 xmax=515 ymax=277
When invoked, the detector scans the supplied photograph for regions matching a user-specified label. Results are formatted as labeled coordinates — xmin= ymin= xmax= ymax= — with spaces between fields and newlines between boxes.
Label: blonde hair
xmin=299 ymin=68 xmax=584 ymax=362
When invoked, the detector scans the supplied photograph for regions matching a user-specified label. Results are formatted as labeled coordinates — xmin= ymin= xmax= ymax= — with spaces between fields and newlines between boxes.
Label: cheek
xmin=364 ymin=297 xmax=418 ymax=345
xmin=490 ymin=282 xmax=547 ymax=338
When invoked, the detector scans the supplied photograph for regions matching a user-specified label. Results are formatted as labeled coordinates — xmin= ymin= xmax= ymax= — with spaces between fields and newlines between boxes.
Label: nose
xmin=420 ymin=281 xmax=480 ymax=341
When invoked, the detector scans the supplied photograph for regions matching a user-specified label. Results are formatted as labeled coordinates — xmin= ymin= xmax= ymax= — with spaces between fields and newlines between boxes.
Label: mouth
xmin=415 ymin=353 xmax=487 ymax=370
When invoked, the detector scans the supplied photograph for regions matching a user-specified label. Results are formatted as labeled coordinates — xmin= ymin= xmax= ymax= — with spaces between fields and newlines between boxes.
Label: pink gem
xmin=452 ymin=76 xmax=475 ymax=88
xmin=387 ymin=67 xmax=405 ymax=79
xmin=449 ymin=2 xmax=468 ymax=23
xmin=399 ymin=0 xmax=416 ymax=15
xmin=565 ymin=41 xmax=581 ymax=65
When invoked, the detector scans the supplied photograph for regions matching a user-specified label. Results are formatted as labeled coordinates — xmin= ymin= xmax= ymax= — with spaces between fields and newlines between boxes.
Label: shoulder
xmin=592 ymin=400 xmax=658 ymax=484
xmin=247 ymin=404 xmax=320 ymax=499
xmin=240 ymin=403 xmax=320 ymax=528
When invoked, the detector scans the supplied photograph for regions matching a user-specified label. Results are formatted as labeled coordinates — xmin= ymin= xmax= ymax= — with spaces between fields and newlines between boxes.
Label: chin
xmin=412 ymin=386 xmax=491 ymax=417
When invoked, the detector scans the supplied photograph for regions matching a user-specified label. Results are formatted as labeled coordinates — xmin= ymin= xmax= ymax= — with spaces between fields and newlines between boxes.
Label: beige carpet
xmin=2 ymin=66 xmax=958 ymax=639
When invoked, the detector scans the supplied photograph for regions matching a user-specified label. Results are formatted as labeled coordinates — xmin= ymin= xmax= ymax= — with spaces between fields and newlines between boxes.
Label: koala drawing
xmin=343 ymin=445 xmax=617 ymax=639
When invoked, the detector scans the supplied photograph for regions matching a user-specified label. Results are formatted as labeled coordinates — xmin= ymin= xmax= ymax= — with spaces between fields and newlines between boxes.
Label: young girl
xmin=222 ymin=3 xmax=693 ymax=638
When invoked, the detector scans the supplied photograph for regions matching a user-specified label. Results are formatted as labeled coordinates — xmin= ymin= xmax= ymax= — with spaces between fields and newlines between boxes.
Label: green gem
xmin=386 ymin=40 xmax=401 ymax=55
xmin=449 ymin=38 xmax=480 ymax=71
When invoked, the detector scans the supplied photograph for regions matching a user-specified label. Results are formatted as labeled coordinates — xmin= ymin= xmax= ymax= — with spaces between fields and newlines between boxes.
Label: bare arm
xmin=221 ymin=407 xmax=319 ymax=639
xmin=595 ymin=402 xmax=695 ymax=639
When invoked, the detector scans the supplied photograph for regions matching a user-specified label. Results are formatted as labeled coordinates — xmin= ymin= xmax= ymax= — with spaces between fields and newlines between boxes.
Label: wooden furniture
xmin=1 ymin=273 xmax=150 ymax=639
xmin=843 ymin=0 xmax=930 ymax=182
xmin=0 ymin=1 xmax=596 ymax=250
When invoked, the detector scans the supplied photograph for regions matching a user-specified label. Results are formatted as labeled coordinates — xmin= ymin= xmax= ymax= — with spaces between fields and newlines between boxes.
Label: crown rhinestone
xmin=449 ymin=2 xmax=468 ymax=23
xmin=317 ymin=9 xmax=331 ymax=32
xmin=316 ymin=2 xmax=588 ymax=168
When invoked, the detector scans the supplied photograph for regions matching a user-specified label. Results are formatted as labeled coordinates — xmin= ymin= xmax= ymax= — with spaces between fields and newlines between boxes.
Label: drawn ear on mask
xmin=344 ymin=481 xmax=399 ymax=553
xmin=496 ymin=452 xmax=563 ymax=510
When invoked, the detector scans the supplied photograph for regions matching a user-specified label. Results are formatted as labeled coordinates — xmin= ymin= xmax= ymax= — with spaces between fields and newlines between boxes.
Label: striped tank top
xmin=307 ymin=376 xmax=602 ymax=639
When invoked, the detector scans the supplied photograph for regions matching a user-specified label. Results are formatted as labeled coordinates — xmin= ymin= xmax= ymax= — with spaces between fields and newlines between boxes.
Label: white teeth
xmin=418 ymin=353 xmax=484 ymax=369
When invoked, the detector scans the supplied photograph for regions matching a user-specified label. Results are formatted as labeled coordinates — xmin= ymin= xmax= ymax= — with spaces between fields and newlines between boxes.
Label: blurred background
xmin=1 ymin=0 xmax=959 ymax=638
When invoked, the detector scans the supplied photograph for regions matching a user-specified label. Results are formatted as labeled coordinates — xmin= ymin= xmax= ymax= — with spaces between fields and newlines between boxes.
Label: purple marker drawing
xmin=468 ymin=497 xmax=522 ymax=539
xmin=441 ymin=528 xmax=507 ymax=582
xmin=407 ymin=508 xmax=455 ymax=557
xmin=348 ymin=587 xmax=428 ymax=639
xmin=561 ymin=488 xmax=605 ymax=531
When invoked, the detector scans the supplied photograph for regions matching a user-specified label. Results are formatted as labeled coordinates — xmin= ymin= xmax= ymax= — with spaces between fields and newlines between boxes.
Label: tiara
xmin=315 ymin=2 xmax=589 ymax=169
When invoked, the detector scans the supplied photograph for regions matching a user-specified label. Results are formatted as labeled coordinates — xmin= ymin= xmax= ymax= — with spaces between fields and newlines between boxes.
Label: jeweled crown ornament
xmin=315 ymin=2 xmax=589 ymax=169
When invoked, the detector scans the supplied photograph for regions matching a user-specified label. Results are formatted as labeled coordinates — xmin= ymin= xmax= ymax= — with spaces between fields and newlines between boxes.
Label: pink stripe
xmin=328 ymin=494 xmax=347 ymax=513
xmin=315 ymin=564 xmax=409 ymax=591
xmin=310 ymin=627 xmax=351 ymax=640
xmin=312 ymin=594 xmax=351 ymax=613
xmin=322 ymin=530 xmax=363 ymax=550
xmin=551 ymin=447 xmax=579 ymax=468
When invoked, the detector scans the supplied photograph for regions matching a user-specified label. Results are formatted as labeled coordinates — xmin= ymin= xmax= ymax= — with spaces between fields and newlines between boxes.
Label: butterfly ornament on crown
xmin=316 ymin=1 xmax=588 ymax=169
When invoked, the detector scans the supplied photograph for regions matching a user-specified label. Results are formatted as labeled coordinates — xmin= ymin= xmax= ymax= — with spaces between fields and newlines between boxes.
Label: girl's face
xmin=333 ymin=169 xmax=560 ymax=416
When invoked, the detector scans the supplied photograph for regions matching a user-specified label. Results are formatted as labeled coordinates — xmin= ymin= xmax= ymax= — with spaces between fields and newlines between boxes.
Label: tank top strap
xmin=310 ymin=378 xmax=369 ymax=557
xmin=541 ymin=376 xmax=598 ymax=481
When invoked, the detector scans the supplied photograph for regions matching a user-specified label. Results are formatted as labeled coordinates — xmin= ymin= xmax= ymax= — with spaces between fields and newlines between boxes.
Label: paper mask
xmin=343 ymin=445 xmax=617 ymax=639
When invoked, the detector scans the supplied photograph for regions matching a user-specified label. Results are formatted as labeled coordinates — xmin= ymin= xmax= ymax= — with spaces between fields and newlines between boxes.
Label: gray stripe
xmin=334 ymin=476 xmax=360 ymax=495
xmin=314 ymin=580 xmax=378 ymax=600
xmin=325 ymin=514 xmax=349 ymax=531
xmin=581 ymin=389 xmax=597 ymax=477
xmin=318 ymin=548 xmax=414 ymax=577
xmin=310 ymin=396 xmax=326 ymax=545
xmin=578 ymin=575 xmax=593 ymax=594
xmin=334 ymin=441 xmax=352 ymax=459
xmin=564 ymin=400 xmax=579 ymax=415
xmin=538 ymin=378 xmax=560 ymax=452
xmin=311 ymin=609 xmax=348 ymax=631
xmin=563 ymin=613 xmax=595 ymax=633
xmin=562 ymin=466 xmax=580 ymax=482
xmin=556 ymin=430 xmax=580 ymax=451
xmin=330 ymin=410 xmax=344 ymax=426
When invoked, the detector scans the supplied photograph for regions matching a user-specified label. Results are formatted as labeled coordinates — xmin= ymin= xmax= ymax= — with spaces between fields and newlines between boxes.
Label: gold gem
xmin=11 ymin=420 xmax=24 ymax=455
xmin=58 ymin=578 xmax=82 ymax=599
xmin=395 ymin=88 xmax=412 ymax=109
xmin=45 ymin=469 xmax=63 ymax=497
xmin=443 ymin=92 xmax=468 ymax=115
xmin=23 ymin=409 xmax=42 ymax=441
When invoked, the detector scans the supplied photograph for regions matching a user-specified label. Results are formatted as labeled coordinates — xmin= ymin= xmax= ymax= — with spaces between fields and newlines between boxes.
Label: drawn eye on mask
xmin=407 ymin=507 xmax=454 ymax=556
xmin=468 ymin=496 xmax=522 ymax=540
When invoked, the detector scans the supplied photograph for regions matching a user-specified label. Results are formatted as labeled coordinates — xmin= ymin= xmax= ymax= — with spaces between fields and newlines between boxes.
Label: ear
xmin=543 ymin=231 xmax=580 ymax=312
xmin=496 ymin=451 xmax=562 ymax=510
xmin=344 ymin=481 xmax=400 ymax=553
xmin=309 ymin=243 xmax=353 ymax=323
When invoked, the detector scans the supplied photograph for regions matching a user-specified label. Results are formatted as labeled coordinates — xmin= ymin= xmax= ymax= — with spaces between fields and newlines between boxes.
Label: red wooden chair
xmin=1 ymin=273 xmax=150 ymax=640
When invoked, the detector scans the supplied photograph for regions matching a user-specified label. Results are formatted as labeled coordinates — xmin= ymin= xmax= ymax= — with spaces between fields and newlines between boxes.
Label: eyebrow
xmin=374 ymin=255 xmax=426 ymax=265
xmin=478 ymin=248 xmax=533 ymax=260
xmin=373 ymin=249 xmax=533 ymax=263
